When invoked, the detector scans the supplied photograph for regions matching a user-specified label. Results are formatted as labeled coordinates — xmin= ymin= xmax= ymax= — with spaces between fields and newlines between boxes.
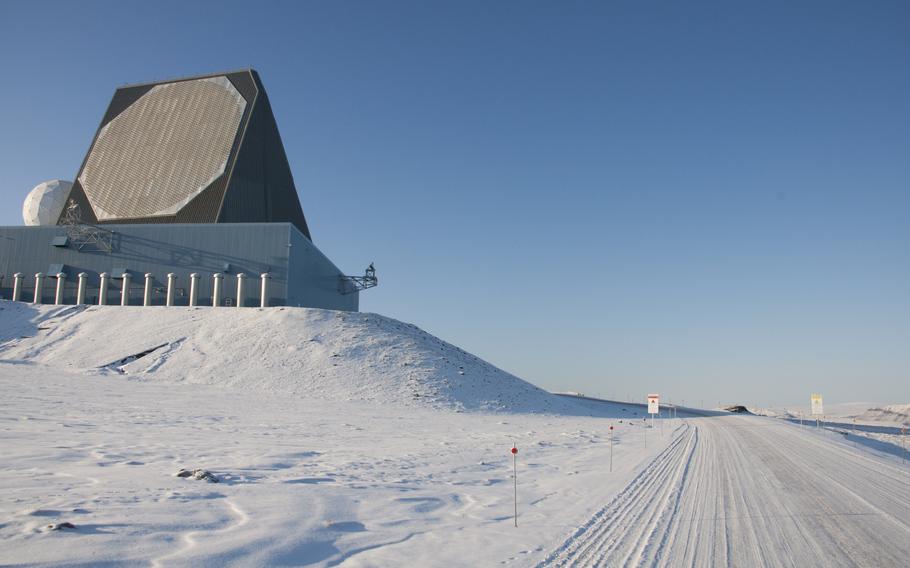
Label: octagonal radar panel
xmin=78 ymin=76 xmax=246 ymax=221
xmin=23 ymin=180 xmax=73 ymax=226
xmin=62 ymin=70 xmax=311 ymax=238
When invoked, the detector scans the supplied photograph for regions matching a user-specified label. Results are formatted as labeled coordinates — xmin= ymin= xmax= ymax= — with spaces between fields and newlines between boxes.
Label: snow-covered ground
xmin=540 ymin=415 xmax=910 ymax=567
xmin=0 ymin=364 xmax=678 ymax=567
xmin=0 ymin=302 xmax=675 ymax=566
xmin=757 ymin=401 xmax=909 ymax=462
xmin=2 ymin=302 xmax=909 ymax=566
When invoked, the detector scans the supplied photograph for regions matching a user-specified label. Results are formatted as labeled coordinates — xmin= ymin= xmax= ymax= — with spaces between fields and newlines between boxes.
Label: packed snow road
xmin=540 ymin=415 xmax=910 ymax=567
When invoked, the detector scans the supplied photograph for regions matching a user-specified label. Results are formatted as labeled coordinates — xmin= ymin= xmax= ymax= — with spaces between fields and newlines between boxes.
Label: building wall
xmin=287 ymin=227 xmax=358 ymax=311
xmin=0 ymin=223 xmax=356 ymax=310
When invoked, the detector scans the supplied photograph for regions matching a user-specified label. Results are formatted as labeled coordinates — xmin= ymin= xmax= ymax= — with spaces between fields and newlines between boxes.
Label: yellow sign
xmin=810 ymin=394 xmax=823 ymax=416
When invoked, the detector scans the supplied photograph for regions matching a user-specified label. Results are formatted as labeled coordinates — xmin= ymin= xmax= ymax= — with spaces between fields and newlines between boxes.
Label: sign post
xmin=648 ymin=394 xmax=660 ymax=437
xmin=810 ymin=394 xmax=823 ymax=428
xmin=511 ymin=445 xmax=518 ymax=527
xmin=648 ymin=394 xmax=660 ymax=416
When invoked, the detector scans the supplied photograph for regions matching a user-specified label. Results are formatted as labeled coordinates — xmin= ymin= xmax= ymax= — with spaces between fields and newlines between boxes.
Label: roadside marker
xmin=902 ymin=426 xmax=907 ymax=465
xmin=511 ymin=445 xmax=518 ymax=527
xmin=609 ymin=425 xmax=614 ymax=472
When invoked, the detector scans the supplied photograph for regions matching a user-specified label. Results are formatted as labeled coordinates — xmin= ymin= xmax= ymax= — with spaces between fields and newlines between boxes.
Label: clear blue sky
xmin=1 ymin=1 xmax=908 ymax=408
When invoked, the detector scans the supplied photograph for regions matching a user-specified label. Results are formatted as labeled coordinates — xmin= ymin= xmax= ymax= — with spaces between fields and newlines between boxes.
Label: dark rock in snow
xmin=175 ymin=468 xmax=220 ymax=483
xmin=192 ymin=469 xmax=219 ymax=483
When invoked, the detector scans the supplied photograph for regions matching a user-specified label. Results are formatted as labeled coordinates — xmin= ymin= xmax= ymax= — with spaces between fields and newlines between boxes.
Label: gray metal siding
xmin=287 ymin=229 xmax=358 ymax=311
xmin=218 ymin=71 xmax=310 ymax=239
xmin=0 ymin=223 xmax=352 ymax=310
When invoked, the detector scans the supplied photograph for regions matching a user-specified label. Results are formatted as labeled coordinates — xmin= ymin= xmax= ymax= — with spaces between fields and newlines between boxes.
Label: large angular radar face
xmin=78 ymin=76 xmax=247 ymax=221
xmin=23 ymin=179 xmax=73 ymax=226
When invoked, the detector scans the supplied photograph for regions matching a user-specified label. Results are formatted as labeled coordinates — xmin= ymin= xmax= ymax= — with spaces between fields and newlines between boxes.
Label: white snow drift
xmin=0 ymin=302 xmax=607 ymax=414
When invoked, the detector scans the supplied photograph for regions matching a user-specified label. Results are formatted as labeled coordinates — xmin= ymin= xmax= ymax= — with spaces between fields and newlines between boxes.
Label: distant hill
xmin=857 ymin=404 xmax=910 ymax=426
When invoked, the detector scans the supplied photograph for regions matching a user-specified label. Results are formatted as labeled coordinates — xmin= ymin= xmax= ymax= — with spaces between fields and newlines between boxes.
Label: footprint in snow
xmin=323 ymin=520 xmax=366 ymax=532
xmin=285 ymin=477 xmax=336 ymax=484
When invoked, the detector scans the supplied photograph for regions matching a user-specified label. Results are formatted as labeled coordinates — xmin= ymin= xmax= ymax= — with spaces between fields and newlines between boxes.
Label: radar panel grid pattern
xmin=78 ymin=76 xmax=247 ymax=220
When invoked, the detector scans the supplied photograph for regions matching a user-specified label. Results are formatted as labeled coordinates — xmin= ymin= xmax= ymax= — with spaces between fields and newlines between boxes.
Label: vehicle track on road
xmin=538 ymin=423 xmax=696 ymax=567
xmin=538 ymin=416 xmax=910 ymax=567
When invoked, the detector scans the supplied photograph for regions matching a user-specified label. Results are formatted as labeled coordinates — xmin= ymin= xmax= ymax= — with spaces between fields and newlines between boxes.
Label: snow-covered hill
xmin=857 ymin=404 xmax=910 ymax=426
xmin=765 ymin=402 xmax=909 ymax=426
xmin=0 ymin=301 xmax=597 ymax=415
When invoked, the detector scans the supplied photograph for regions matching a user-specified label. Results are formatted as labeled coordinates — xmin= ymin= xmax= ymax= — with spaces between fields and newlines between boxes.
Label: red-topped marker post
xmin=511 ymin=445 xmax=518 ymax=527
xmin=609 ymin=425 xmax=614 ymax=472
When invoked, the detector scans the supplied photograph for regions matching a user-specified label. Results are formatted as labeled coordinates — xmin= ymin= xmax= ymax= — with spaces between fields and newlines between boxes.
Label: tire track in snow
xmin=538 ymin=416 xmax=910 ymax=568
xmin=537 ymin=423 xmax=695 ymax=567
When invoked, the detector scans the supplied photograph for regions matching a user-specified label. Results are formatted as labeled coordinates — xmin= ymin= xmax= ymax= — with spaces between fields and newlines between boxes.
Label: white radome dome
xmin=23 ymin=180 xmax=73 ymax=226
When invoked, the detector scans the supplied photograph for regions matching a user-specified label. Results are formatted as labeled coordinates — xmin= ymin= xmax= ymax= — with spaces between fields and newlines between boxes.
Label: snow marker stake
xmin=902 ymin=426 xmax=907 ymax=465
xmin=609 ymin=425 xmax=614 ymax=472
xmin=511 ymin=445 xmax=518 ymax=527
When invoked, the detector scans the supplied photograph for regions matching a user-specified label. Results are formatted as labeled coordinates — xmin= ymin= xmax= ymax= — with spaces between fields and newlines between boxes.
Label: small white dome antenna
xmin=22 ymin=180 xmax=74 ymax=226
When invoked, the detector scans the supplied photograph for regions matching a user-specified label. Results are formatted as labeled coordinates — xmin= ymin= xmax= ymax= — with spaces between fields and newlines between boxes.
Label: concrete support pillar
xmin=260 ymin=273 xmax=270 ymax=308
xmin=54 ymin=272 xmax=66 ymax=305
xmin=143 ymin=273 xmax=153 ymax=306
xmin=189 ymin=273 xmax=199 ymax=307
xmin=236 ymin=273 xmax=246 ymax=307
xmin=99 ymin=273 xmax=109 ymax=305
xmin=33 ymin=273 xmax=45 ymax=304
xmin=166 ymin=273 xmax=176 ymax=307
xmin=212 ymin=273 xmax=223 ymax=307
xmin=76 ymin=273 xmax=87 ymax=305
xmin=121 ymin=273 xmax=131 ymax=306
xmin=12 ymin=273 xmax=23 ymax=302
